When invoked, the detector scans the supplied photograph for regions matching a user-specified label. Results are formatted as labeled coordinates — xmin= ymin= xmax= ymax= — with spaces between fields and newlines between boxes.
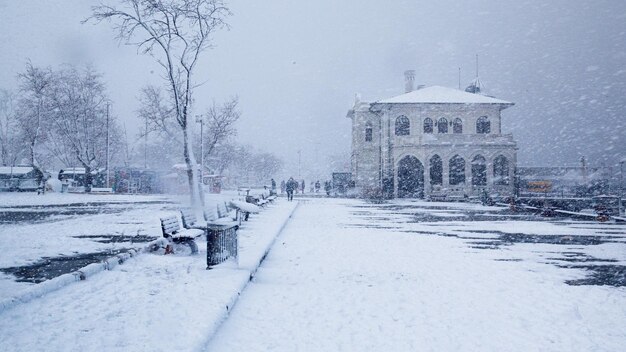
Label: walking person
xmin=286 ymin=177 xmax=296 ymax=201
xmin=301 ymin=180 xmax=305 ymax=195
xmin=280 ymin=180 xmax=286 ymax=194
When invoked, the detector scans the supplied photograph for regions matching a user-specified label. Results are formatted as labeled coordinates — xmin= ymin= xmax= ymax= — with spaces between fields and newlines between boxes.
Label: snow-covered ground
xmin=0 ymin=196 xmax=625 ymax=351
xmin=207 ymin=198 xmax=626 ymax=351
xmin=0 ymin=191 xmax=240 ymax=298
xmin=0 ymin=193 xmax=297 ymax=351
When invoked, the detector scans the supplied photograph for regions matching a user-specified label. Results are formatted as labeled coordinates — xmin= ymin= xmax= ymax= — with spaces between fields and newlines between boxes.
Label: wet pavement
xmin=0 ymin=200 xmax=173 ymax=224
xmin=347 ymin=201 xmax=626 ymax=287
xmin=2 ymin=249 xmax=127 ymax=283
xmin=0 ymin=199 xmax=172 ymax=284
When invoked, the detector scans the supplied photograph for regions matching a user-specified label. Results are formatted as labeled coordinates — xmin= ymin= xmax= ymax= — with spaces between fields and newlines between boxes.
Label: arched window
xmin=430 ymin=155 xmax=442 ymax=185
xmin=423 ymin=118 xmax=433 ymax=134
xmin=395 ymin=116 xmax=410 ymax=136
xmin=449 ymin=155 xmax=465 ymax=185
xmin=453 ymin=118 xmax=463 ymax=134
xmin=476 ymin=116 xmax=490 ymax=134
xmin=437 ymin=118 xmax=448 ymax=134
xmin=493 ymin=155 xmax=509 ymax=185
xmin=471 ymin=155 xmax=487 ymax=186
xmin=365 ymin=124 xmax=373 ymax=142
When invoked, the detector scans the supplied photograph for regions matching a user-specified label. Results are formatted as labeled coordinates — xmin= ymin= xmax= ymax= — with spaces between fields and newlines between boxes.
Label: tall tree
xmin=200 ymin=96 xmax=239 ymax=165
xmin=0 ymin=89 xmax=23 ymax=166
xmin=46 ymin=66 xmax=117 ymax=192
xmin=87 ymin=0 xmax=231 ymax=210
xmin=16 ymin=62 xmax=54 ymax=184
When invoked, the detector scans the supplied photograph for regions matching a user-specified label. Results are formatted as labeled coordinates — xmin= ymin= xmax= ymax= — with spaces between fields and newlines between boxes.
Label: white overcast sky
xmin=1 ymin=0 xmax=625 ymax=177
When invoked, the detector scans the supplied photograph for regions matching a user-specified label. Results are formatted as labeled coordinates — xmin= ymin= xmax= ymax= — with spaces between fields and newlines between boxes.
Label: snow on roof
xmin=377 ymin=85 xmax=513 ymax=105
xmin=0 ymin=166 xmax=34 ymax=175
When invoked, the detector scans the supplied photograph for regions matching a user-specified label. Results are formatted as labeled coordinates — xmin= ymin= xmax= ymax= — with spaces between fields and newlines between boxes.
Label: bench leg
xmin=187 ymin=240 xmax=198 ymax=254
xmin=171 ymin=238 xmax=198 ymax=255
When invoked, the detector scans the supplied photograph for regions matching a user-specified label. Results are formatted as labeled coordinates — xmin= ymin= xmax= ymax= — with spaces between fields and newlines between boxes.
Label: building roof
xmin=377 ymin=85 xmax=513 ymax=105
xmin=0 ymin=166 xmax=35 ymax=176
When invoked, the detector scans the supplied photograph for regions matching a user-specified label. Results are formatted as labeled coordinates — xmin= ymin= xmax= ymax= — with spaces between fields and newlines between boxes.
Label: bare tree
xmin=253 ymin=151 xmax=283 ymax=183
xmin=217 ymin=144 xmax=282 ymax=188
xmin=138 ymin=85 xmax=180 ymax=142
xmin=16 ymin=62 xmax=54 ymax=184
xmin=0 ymin=89 xmax=24 ymax=166
xmin=45 ymin=66 xmax=118 ymax=192
xmin=87 ymin=0 xmax=231 ymax=210
xmin=201 ymin=96 xmax=239 ymax=163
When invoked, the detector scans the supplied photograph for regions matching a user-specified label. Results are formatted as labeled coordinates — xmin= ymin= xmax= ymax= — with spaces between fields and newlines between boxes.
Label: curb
xmin=196 ymin=201 xmax=300 ymax=351
xmin=0 ymin=201 xmax=298 ymax=325
xmin=0 ymin=238 xmax=167 ymax=315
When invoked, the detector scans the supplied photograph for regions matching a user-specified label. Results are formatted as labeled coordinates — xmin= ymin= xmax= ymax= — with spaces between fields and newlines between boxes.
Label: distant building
xmin=58 ymin=168 xmax=106 ymax=190
xmin=517 ymin=166 xmax=608 ymax=197
xmin=0 ymin=166 xmax=44 ymax=192
xmin=347 ymin=70 xmax=517 ymax=199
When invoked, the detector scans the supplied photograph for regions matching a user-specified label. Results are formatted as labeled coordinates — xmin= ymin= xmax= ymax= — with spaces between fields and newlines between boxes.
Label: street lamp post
xmin=196 ymin=115 xmax=204 ymax=187
xmin=298 ymin=150 xmax=301 ymax=179
xmin=106 ymin=103 xmax=110 ymax=189
xmin=619 ymin=158 xmax=626 ymax=216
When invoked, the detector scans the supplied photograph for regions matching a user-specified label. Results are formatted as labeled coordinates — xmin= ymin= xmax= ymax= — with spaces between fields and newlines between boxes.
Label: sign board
xmin=527 ymin=180 xmax=552 ymax=193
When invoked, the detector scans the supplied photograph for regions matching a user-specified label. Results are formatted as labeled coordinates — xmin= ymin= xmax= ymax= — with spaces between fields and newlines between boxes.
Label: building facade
xmin=348 ymin=71 xmax=517 ymax=199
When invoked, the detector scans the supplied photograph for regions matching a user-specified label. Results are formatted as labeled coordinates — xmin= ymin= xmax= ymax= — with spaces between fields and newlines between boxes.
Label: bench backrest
xmin=180 ymin=208 xmax=197 ymax=228
xmin=160 ymin=215 xmax=181 ymax=236
xmin=205 ymin=206 xmax=218 ymax=221
xmin=217 ymin=202 xmax=229 ymax=218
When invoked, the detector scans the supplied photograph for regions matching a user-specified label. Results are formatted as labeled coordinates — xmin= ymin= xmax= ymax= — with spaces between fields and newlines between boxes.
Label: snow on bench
xmin=159 ymin=215 xmax=203 ymax=254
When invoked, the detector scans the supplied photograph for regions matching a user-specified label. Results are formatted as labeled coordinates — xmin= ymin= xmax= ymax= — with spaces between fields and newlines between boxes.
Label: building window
xmin=449 ymin=155 xmax=465 ymax=185
xmin=430 ymin=155 xmax=443 ymax=185
xmin=453 ymin=118 xmax=463 ymax=134
xmin=395 ymin=116 xmax=410 ymax=136
xmin=471 ymin=155 xmax=487 ymax=186
xmin=493 ymin=155 xmax=509 ymax=185
xmin=423 ymin=118 xmax=433 ymax=134
xmin=365 ymin=125 xmax=373 ymax=142
xmin=437 ymin=118 xmax=448 ymax=134
xmin=476 ymin=116 xmax=490 ymax=134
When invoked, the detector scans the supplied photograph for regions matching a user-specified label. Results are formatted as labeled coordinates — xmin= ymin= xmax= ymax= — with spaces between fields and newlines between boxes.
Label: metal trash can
xmin=206 ymin=224 xmax=239 ymax=269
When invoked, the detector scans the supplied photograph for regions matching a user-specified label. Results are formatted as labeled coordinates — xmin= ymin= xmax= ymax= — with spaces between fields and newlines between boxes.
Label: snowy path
xmin=0 ymin=200 xmax=298 ymax=352
xmin=206 ymin=198 xmax=626 ymax=351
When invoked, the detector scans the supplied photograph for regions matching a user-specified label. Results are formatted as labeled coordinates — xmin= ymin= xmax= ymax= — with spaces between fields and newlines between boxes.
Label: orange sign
xmin=527 ymin=181 xmax=552 ymax=193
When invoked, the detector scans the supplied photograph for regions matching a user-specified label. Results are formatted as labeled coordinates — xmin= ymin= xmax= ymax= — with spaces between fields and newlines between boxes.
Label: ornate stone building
xmin=347 ymin=71 xmax=517 ymax=199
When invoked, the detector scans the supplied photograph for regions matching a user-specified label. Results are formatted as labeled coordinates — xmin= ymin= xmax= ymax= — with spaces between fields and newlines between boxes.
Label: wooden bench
xmin=181 ymin=208 xmax=207 ymax=232
xmin=228 ymin=200 xmax=261 ymax=223
xmin=160 ymin=215 xmax=203 ymax=254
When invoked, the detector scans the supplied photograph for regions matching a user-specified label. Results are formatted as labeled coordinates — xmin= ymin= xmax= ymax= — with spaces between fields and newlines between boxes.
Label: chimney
xmin=404 ymin=70 xmax=415 ymax=93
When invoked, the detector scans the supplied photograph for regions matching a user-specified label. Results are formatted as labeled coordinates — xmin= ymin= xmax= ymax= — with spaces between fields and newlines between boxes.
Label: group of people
xmin=278 ymin=178 xmax=330 ymax=201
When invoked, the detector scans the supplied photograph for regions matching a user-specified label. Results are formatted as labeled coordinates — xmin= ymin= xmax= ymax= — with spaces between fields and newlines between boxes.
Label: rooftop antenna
xmin=458 ymin=67 xmax=461 ymax=90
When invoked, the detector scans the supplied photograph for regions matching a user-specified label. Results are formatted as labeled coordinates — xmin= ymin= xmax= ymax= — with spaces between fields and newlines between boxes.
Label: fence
xmin=206 ymin=224 xmax=239 ymax=269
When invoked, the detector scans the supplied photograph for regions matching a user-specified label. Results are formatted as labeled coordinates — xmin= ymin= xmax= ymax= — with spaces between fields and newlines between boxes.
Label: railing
xmin=206 ymin=224 xmax=239 ymax=269
xmin=396 ymin=133 xmax=516 ymax=146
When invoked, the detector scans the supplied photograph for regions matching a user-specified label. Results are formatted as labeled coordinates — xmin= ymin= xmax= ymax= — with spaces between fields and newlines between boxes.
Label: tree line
xmin=0 ymin=61 xmax=281 ymax=192
xmin=1 ymin=0 xmax=281 ymax=203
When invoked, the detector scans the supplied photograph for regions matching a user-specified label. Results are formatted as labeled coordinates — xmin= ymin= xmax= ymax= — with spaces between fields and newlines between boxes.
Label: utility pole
xmin=144 ymin=112 xmax=148 ymax=169
xmin=619 ymin=158 xmax=626 ymax=216
xmin=106 ymin=102 xmax=110 ymax=188
xmin=196 ymin=115 xmax=204 ymax=186
xmin=298 ymin=150 xmax=301 ymax=179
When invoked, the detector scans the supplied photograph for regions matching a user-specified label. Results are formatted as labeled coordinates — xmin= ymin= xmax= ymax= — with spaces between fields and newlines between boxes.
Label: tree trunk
xmin=29 ymin=141 xmax=44 ymax=194
xmin=182 ymin=124 xmax=204 ymax=218
xmin=84 ymin=164 xmax=92 ymax=193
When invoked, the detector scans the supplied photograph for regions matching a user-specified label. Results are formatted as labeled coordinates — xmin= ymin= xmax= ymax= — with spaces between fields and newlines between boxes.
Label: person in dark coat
xmin=286 ymin=177 xmax=296 ymax=201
